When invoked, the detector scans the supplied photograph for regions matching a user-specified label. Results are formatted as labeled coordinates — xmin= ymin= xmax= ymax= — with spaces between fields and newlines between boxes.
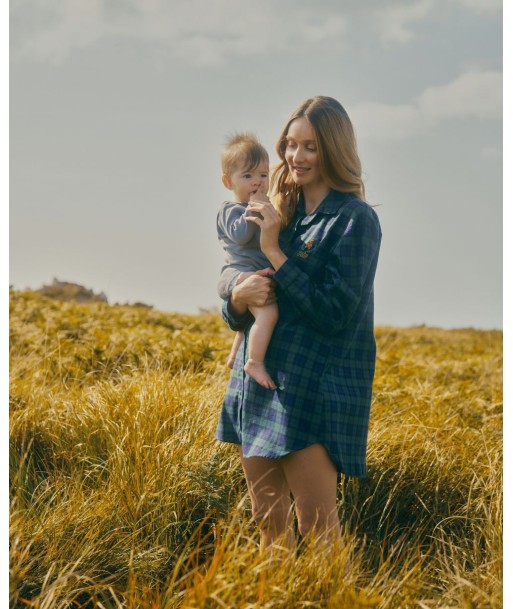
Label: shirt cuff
xmin=272 ymin=257 xmax=304 ymax=291
xmin=221 ymin=298 xmax=252 ymax=331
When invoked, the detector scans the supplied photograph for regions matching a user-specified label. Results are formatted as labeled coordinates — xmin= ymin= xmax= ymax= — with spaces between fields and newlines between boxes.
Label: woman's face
xmin=285 ymin=117 xmax=324 ymax=190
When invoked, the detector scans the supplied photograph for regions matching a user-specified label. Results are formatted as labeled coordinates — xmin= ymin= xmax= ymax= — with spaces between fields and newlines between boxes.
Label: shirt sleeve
xmin=273 ymin=208 xmax=381 ymax=336
xmin=221 ymin=297 xmax=253 ymax=331
xmin=218 ymin=203 xmax=258 ymax=245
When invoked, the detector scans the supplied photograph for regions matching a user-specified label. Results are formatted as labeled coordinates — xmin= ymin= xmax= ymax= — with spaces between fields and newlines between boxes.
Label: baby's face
xmin=225 ymin=161 xmax=269 ymax=203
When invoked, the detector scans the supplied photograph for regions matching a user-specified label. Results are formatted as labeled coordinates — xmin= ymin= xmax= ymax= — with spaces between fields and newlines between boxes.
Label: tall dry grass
xmin=9 ymin=290 xmax=502 ymax=608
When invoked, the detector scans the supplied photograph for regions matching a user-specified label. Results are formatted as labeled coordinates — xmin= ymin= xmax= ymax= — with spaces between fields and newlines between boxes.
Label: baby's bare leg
xmin=226 ymin=272 xmax=258 ymax=369
xmin=227 ymin=331 xmax=243 ymax=368
xmin=245 ymin=303 xmax=279 ymax=390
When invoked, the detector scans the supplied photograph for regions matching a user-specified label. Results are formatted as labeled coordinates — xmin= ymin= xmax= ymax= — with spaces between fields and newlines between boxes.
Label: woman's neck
xmin=302 ymin=184 xmax=330 ymax=215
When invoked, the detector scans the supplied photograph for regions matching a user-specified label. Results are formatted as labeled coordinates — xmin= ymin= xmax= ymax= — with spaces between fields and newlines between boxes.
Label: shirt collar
xmin=297 ymin=189 xmax=352 ymax=217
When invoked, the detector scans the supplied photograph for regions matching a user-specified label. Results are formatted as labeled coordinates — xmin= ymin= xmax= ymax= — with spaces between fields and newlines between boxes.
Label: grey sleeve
xmin=218 ymin=203 xmax=258 ymax=245
xmin=217 ymin=268 xmax=241 ymax=300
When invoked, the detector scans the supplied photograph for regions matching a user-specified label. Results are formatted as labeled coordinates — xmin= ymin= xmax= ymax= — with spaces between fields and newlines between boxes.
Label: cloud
xmin=417 ymin=70 xmax=502 ymax=121
xmin=350 ymin=102 xmax=425 ymax=139
xmin=11 ymin=0 xmax=347 ymax=66
xmin=449 ymin=0 xmax=502 ymax=13
xmin=351 ymin=70 xmax=502 ymax=140
xmin=373 ymin=0 xmax=500 ymax=46
xmin=376 ymin=0 xmax=434 ymax=44
xmin=11 ymin=0 xmax=109 ymax=64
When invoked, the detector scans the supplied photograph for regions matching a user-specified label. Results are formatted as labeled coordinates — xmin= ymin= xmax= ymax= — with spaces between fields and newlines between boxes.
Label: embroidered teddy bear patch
xmin=296 ymin=239 xmax=317 ymax=258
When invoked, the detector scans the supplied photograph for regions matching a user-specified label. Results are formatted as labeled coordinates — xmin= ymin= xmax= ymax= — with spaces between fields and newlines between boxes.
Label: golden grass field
xmin=9 ymin=290 xmax=502 ymax=608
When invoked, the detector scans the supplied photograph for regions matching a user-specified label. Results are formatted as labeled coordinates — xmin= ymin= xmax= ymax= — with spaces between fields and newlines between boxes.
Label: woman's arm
xmin=246 ymin=197 xmax=288 ymax=270
xmin=222 ymin=269 xmax=276 ymax=331
xmin=273 ymin=207 xmax=381 ymax=335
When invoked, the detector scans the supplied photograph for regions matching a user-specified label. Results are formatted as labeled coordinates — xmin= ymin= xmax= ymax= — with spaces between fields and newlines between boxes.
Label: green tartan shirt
xmin=215 ymin=189 xmax=382 ymax=477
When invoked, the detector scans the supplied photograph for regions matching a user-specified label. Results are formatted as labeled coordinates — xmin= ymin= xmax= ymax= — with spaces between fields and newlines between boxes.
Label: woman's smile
xmin=292 ymin=166 xmax=310 ymax=175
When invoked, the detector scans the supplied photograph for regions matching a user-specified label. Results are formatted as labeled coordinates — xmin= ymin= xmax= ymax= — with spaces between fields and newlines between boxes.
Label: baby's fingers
xmin=249 ymin=188 xmax=270 ymax=203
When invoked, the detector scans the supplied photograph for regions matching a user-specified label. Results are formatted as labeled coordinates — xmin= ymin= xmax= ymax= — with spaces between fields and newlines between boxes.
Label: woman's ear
xmin=222 ymin=174 xmax=232 ymax=190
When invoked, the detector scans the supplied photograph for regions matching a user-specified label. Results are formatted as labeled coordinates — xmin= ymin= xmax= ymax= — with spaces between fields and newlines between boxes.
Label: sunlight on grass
xmin=9 ymin=290 xmax=502 ymax=608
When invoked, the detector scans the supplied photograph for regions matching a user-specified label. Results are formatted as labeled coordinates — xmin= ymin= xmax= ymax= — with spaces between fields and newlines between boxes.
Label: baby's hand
xmin=249 ymin=183 xmax=270 ymax=204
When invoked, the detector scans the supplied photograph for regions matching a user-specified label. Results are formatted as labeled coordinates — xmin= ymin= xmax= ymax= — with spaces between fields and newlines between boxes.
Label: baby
xmin=217 ymin=133 xmax=278 ymax=390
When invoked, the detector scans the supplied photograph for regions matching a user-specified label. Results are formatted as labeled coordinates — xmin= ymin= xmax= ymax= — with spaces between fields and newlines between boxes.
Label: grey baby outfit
xmin=217 ymin=201 xmax=270 ymax=299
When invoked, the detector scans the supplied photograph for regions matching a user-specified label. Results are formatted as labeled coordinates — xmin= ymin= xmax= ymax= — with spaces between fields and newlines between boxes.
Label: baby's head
xmin=221 ymin=133 xmax=269 ymax=203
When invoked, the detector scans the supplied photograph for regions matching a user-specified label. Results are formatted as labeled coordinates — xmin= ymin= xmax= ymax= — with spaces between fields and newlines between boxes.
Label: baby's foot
xmin=244 ymin=359 xmax=276 ymax=390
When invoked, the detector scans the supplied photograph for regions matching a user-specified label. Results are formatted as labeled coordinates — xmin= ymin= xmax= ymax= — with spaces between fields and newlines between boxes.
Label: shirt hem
xmin=215 ymin=435 xmax=366 ymax=477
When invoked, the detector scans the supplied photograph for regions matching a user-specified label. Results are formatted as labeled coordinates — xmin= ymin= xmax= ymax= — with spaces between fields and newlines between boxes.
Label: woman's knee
xmin=251 ymin=493 xmax=291 ymax=531
xmin=295 ymin=505 xmax=340 ymax=539
xmin=296 ymin=509 xmax=320 ymax=539
xmin=239 ymin=452 xmax=292 ymax=531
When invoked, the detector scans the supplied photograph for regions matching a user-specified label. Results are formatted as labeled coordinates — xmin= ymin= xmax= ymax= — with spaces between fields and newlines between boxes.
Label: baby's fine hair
xmin=221 ymin=133 xmax=269 ymax=176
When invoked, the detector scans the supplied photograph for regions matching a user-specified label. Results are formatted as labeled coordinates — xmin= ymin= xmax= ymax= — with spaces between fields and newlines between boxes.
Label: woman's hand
xmin=247 ymin=188 xmax=288 ymax=270
xmin=230 ymin=269 xmax=276 ymax=316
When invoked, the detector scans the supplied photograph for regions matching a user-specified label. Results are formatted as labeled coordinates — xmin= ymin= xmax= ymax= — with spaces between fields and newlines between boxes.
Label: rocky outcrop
xmin=36 ymin=279 xmax=108 ymax=303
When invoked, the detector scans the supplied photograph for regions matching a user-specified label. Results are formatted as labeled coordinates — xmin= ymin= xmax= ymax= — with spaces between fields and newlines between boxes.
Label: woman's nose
xmin=293 ymin=147 xmax=305 ymax=163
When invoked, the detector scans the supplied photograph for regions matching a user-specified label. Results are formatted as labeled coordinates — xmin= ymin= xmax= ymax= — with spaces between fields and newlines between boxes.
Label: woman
xmin=215 ymin=96 xmax=382 ymax=550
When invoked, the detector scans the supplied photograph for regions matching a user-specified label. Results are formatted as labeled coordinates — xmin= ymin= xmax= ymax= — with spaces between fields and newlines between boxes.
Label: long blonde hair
xmin=271 ymin=96 xmax=365 ymax=227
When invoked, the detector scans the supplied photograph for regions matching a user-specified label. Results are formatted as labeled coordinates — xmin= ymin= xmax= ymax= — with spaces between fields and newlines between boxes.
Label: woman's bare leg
xmin=238 ymin=448 xmax=295 ymax=553
xmin=245 ymin=303 xmax=278 ymax=389
xmin=280 ymin=444 xmax=341 ymax=546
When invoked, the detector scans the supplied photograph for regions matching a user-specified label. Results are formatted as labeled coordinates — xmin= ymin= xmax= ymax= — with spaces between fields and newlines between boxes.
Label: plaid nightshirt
xmin=215 ymin=189 xmax=382 ymax=477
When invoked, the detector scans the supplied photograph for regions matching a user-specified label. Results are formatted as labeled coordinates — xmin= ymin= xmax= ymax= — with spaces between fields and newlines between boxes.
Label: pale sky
xmin=9 ymin=0 xmax=503 ymax=329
